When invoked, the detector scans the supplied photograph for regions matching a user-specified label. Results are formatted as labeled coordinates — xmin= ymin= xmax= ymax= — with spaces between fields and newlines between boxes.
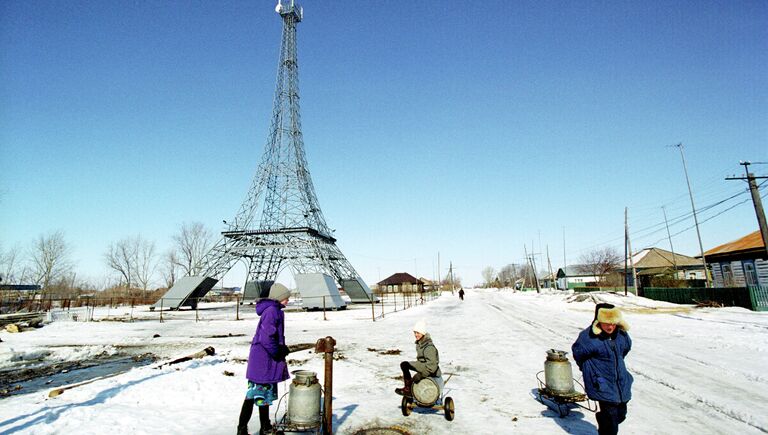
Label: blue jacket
xmin=572 ymin=325 xmax=633 ymax=403
xmin=245 ymin=299 xmax=290 ymax=384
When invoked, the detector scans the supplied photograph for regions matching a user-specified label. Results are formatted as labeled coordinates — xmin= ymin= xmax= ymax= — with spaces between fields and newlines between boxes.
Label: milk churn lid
xmin=546 ymin=349 xmax=569 ymax=361
xmin=291 ymin=370 xmax=318 ymax=386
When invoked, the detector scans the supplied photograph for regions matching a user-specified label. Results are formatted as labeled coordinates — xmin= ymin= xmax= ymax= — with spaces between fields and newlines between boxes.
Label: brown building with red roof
xmin=377 ymin=272 xmax=424 ymax=293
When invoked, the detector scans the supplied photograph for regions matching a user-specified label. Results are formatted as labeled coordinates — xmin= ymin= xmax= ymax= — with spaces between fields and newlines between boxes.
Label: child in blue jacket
xmin=572 ymin=303 xmax=633 ymax=435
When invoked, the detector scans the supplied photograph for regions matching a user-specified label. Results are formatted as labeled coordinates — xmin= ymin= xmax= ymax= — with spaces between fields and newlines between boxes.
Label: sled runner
xmin=534 ymin=371 xmax=597 ymax=417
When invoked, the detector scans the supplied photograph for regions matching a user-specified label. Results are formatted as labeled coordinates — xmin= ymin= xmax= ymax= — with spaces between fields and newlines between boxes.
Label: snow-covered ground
xmin=1 ymin=289 xmax=767 ymax=434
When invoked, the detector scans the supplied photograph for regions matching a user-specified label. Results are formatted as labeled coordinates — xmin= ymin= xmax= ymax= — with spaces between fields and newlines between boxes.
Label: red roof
xmin=704 ymin=230 xmax=765 ymax=256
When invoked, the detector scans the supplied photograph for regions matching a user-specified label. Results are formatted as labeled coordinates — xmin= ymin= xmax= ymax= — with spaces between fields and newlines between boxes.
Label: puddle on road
xmin=0 ymin=353 xmax=157 ymax=398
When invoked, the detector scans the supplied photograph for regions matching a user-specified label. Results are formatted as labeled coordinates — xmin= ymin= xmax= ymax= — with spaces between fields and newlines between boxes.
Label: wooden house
xmin=377 ymin=272 xmax=424 ymax=294
xmin=624 ymin=247 xmax=706 ymax=287
xmin=704 ymin=230 xmax=768 ymax=287
xmin=556 ymin=266 xmax=600 ymax=289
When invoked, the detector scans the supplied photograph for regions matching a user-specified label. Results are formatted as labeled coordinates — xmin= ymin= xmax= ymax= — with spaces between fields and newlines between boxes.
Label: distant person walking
xmin=572 ymin=303 xmax=633 ymax=435
xmin=458 ymin=288 xmax=465 ymax=301
xmin=237 ymin=283 xmax=292 ymax=435
xmin=395 ymin=320 xmax=442 ymax=397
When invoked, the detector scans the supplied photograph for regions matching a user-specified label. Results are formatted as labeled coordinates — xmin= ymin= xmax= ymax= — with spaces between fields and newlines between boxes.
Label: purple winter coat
xmin=245 ymin=299 xmax=290 ymax=384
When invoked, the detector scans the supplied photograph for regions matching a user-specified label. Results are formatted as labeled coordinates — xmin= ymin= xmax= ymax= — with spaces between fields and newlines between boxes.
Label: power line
xmin=631 ymin=185 xmax=755 ymax=242
xmin=562 ymin=180 xmax=766 ymax=261
xmin=644 ymin=185 xmax=768 ymax=248
xmin=645 ymin=196 xmax=755 ymax=247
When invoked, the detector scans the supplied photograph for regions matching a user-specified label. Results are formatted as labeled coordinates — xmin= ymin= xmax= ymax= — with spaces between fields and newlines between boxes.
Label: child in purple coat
xmin=237 ymin=283 xmax=291 ymax=435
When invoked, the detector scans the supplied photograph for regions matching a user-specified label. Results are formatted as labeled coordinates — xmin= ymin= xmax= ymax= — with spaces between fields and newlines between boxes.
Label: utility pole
xmin=626 ymin=209 xmax=638 ymax=295
xmin=531 ymin=240 xmax=541 ymax=292
xmin=624 ymin=208 xmax=628 ymax=296
xmin=523 ymin=244 xmax=530 ymax=290
xmin=673 ymin=143 xmax=712 ymax=287
xmin=562 ymin=227 xmax=567 ymax=290
xmin=546 ymin=245 xmax=554 ymax=290
xmin=437 ymin=252 xmax=441 ymax=292
xmin=726 ymin=161 xmax=768 ymax=258
xmin=524 ymin=244 xmax=541 ymax=293
xmin=511 ymin=263 xmax=518 ymax=290
xmin=661 ymin=206 xmax=678 ymax=273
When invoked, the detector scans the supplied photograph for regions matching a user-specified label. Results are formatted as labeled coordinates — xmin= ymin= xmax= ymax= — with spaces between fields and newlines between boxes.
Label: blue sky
xmin=1 ymin=0 xmax=766 ymax=287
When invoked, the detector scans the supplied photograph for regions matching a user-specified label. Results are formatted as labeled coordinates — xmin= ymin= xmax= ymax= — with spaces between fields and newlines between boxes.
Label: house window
xmin=722 ymin=264 xmax=734 ymax=287
xmin=743 ymin=261 xmax=758 ymax=287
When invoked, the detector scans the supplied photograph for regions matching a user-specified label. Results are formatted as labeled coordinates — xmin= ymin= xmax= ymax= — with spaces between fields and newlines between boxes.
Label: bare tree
xmin=134 ymin=237 xmax=157 ymax=291
xmin=0 ymin=242 xmax=22 ymax=284
xmin=481 ymin=266 xmax=496 ymax=288
xmin=105 ymin=235 xmax=157 ymax=292
xmin=160 ymin=249 xmax=179 ymax=288
xmin=577 ymin=247 xmax=622 ymax=285
xmin=46 ymin=271 xmax=80 ymax=298
xmin=498 ymin=263 xmax=525 ymax=288
xmin=172 ymin=222 xmax=213 ymax=276
xmin=516 ymin=263 xmax=534 ymax=288
xmin=30 ymin=230 xmax=73 ymax=290
xmin=104 ymin=237 xmax=137 ymax=290
xmin=440 ymin=273 xmax=462 ymax=290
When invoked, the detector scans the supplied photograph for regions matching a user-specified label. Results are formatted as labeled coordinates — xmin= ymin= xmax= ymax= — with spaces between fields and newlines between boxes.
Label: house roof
xmin=629 ymin=247 xmax=703 ymax=269
xmin=377 ymin=272 xmax=423 ymax=286
xmin=557 ymin=266 xmax=599 ymax=278
xmin=704 ymin=230 xmax=765 ymax=257
xmin=636 ymin=266 xmax=675 ymax=276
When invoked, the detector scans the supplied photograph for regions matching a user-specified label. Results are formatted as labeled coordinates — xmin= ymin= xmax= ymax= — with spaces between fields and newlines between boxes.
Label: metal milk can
xmin=544 ymin=349 xmax=575 ymax=394
xmin=287 ymin=370 xmax=321 ymax=428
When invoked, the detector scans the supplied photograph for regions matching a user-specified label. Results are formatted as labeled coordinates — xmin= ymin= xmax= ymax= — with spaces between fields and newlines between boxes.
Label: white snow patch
xmin=0 ymin=291 xmax=767 ymax=434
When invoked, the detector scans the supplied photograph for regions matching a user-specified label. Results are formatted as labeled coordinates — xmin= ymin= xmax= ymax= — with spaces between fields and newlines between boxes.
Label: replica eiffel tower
xmin=155 ymin=1 xmax=374 ymax=309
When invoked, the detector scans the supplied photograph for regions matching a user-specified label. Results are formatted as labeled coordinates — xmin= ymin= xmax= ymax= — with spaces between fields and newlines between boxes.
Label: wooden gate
xmin=748 ymin=285 xmax=768 ymax=311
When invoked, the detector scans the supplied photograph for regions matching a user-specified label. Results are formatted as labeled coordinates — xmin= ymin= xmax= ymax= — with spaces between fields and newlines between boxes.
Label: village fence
xmin=642 ymin=286 xmax=758 ymax=310
xmin=1 ymin=289 xmax=446 ymax=324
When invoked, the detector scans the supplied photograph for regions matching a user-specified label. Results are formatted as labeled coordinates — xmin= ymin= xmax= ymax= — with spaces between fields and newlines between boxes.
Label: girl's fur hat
xmin=592 ymin=305 xmax=630 ymax=335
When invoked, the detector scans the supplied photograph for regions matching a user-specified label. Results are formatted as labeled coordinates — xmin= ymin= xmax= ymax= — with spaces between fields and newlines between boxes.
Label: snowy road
xmin=1 ymin=289 xmax=767 ymax=434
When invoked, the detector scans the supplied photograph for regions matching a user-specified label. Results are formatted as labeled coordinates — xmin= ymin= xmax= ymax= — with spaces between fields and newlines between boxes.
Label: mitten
xmin=276 ymin=344 xmax=290 ymax=361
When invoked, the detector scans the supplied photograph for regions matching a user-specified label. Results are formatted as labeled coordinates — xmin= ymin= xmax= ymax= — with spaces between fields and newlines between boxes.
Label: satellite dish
xmin=275 ymin=1 xmax=282 ymax=13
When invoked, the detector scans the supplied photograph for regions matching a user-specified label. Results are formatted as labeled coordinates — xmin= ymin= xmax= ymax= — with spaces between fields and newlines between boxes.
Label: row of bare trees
xmin=575 ymin=247 xmax=623 ymax=285
xmin=0 ymin=222 xmax=215 ymax=295
xmin=481 ymin=247 xmax=623 ymax=288
xmin=0 ymin=231 xmax=75 ymax=290
xmin=103 ymin=222 xmax=214 ymax=292
xmin=481 ymin=263 xmax=537 ymax=288
xmin=104 ymin=236 xmax=158 ymax=292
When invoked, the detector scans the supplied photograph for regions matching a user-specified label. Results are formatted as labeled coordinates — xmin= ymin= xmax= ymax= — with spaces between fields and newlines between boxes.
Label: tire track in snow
xmin=671 ymin=313 xmax=768 ymax=330
xmin=488 ymin=302 xmax=581 ymax=343
xmin=489 ymin=295 xmax=768 ymax=433
xmin=631 ymin=367 xmax=768 ymax=434
xmin=673 ymin=351 xmax=768 ymax=384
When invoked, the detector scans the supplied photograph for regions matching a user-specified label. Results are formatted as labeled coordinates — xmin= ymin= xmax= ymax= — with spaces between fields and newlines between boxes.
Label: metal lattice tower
xmin=156 ymin=1 xmax=372 ymax=308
